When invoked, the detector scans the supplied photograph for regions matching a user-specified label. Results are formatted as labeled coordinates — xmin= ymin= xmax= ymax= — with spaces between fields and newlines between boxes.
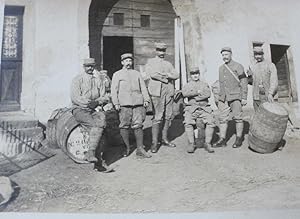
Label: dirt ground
xmin=2 ymin=114 xmax=300 ymax=213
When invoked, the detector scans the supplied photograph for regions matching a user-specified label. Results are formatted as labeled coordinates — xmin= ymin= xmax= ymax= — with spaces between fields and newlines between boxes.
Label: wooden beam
xmin=174 ymin=17 xmax=180 ymax=90
xmin=179 ymin=18 xmax=187 ymax=87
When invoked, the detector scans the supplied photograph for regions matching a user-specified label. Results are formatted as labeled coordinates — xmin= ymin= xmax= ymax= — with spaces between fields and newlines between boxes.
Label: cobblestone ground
xmin=2 ymin=115 xmax=300 ymax=213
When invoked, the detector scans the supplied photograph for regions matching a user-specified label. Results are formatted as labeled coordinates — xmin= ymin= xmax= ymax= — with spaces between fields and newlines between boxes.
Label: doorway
xmin=103 ymin=36 xmax=133 ymax=78
xmin=0 ymin=6 xmax=24 ymax=111
xmin=270 ymin=44 xmax=292 ymax=103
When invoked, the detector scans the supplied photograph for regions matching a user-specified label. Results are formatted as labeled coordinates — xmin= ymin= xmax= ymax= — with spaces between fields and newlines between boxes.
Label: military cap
xmin=121 ymin=53 xmax=133 ymax=61
xmin=83 ymin=58 xmax=96 ymax=66
xmin=190 ymin=67 xmax=200 ymax=74
xmin=155 ymin=42 xmax=167 ymax=50
xmin=220 ymin=47 xmax=232 ymax=54
xmin=253 ymin=46 xmax=264 ymax=54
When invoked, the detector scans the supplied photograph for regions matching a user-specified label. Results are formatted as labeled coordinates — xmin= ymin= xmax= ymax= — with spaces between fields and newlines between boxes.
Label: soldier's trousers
xmin=151 ymin=94 xmax=173 ymax=124
xmin=218 ymin=100 xmax=243 ymax=123
xmin=119 ymin=105 xmax=146 ymax=129
xmin=72 ymin=108 xmax=106 ymax=151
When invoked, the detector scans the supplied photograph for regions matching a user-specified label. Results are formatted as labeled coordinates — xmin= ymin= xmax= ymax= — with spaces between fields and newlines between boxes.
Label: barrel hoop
xmin=250 ymin=121 xmax=286 ymax=143
xmin=259 ymin=104 xmax=289 ymax=121
xmin=248 ymin=133 xmax=278 ymax=153
xmin=45 ymin=119 xmax=59 ymax=148
xmin=252 ymin=112 xmax=288 ymax=129
xmin=251 ymin=117 xmax=287 ymax=134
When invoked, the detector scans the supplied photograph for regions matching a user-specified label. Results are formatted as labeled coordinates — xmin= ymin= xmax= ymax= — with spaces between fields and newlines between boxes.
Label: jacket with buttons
xmin=111 ymin=68 xmax=150 ymax=107
xmin=248 ymin=60 xmax=278 ymax=100
xmin=70 ymin=70 xmax=110 ymax=108
xmin=219 ymin=60 xmax=248 ymax=102
xmin=182 ymin=80 xmax=213 ymax=114
xmin=145 ymin=56 xmax=179 ymax=97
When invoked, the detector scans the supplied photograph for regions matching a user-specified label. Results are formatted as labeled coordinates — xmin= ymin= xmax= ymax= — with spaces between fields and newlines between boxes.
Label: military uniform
xmin=111 ymin=53 xmax=151 ymax=158
xmin=182 ymin=68 xmax=215 ymax=153
xmin=211 ymin=80 xmax=231 ymax=125
xmin=214 ymin=47 xmax=248 ymax=148
xmin=248 ymin=47 xmax=278 ymax=111
xmin=145 ymin=42 xmax=179 ymax=153
xmin=70 ymin=58 xmax=110 ymax=166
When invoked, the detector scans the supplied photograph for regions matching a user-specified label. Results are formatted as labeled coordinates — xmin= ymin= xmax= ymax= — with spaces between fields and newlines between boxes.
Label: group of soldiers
xmin=70 ymin=42 xmax=278 ymax=172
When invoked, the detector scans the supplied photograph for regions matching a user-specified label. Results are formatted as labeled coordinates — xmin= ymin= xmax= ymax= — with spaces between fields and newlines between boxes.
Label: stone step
xmin=0 ymin=120 xmax=38 ymax=130
xmin=6 ymin=127 xmax=44 ymax=140
xmin=0 ymin=111 xmax=45 ymax=158
xmin=0 ymin=111 xmax=39 ymax=129
xmin=0 ymin=126 xmax=42 ymax=158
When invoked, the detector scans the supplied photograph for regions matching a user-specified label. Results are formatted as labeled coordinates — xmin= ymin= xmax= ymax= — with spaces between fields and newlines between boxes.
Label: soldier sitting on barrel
xmin=70 ymin=58 xmax=112 ymax=172
xmin=182 ymin=67 xmax=215 ymax=153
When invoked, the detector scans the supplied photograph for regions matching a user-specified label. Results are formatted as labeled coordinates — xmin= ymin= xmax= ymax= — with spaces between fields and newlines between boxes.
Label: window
xmin=141 ymin=15 xmax=150 ymax=27
xmin=113 ymin=13 xmax=124 ymax=25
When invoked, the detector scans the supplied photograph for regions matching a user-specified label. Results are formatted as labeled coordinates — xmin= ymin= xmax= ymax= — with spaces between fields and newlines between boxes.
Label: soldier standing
xmin=145 ymin=42 xmax=179 ymax=153
xmin=213 ymin=47 xmax=248 ymax=148
xmin=248 ymin=46 xmax=278 ymax=111
xmin=182 ymin=68 xmax=215 ymax=153
xmin=111 ymin=53 xmax=151 ymax=159
xmin=70 ymin=58 xmax=112 ymax=171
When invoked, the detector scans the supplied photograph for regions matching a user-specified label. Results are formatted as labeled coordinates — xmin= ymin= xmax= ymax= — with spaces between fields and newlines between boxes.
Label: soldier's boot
xmin=135 ymin=128 xmax=151 ymax=158
xmin=185 ymin=125 xmax=195 ymax=153
xmin=120 ymin=128 xmax=131 ymax=157
xmin=86 ymin=127 xmax=103 ymax=163
xmin=162 ymin=120 xmax=176 ymax=147
xmin=233 ymin=122 xmax=244 ymax=148
xmin=213 ymin=123 xmax=228 ymax=148
xmin=151 ymin=123 xmax=160 ymax=153
xmin=196 ymin=120 xmax=205 ymax=148
xmin=101 ymin=160 xmax=114 ymax=173
xmin=85 ymin=150 xmax=98 ymax=163
xmin=94 ymin=159 xmax=114 ymax=173
xmin=204 ymin=126 xmax=215 ymax=153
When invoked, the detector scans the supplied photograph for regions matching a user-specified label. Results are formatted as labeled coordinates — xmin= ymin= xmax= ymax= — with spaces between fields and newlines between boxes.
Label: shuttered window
xmin=113 ymin=13 xmax=124 ymax=25
xmin=141 ymin=15 xmax=150 ymax=27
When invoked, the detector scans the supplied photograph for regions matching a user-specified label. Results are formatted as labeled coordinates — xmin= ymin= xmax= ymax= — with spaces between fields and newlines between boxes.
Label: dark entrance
xmin=0 ymin=6 xmax=24 ymax=111
xmin=270 ymin=44 xmax=292 ymax=103
xmin=103 ymin=36 xmax=133 ymax=78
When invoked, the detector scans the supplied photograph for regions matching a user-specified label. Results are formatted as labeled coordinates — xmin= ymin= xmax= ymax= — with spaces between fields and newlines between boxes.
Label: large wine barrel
xmin=46 ymin=107 xmax=124 ymax=163
xmin=248 ymin=102 xmax=289 ymax=153
xmin=46 ymin=108 xmax=70 ymax=149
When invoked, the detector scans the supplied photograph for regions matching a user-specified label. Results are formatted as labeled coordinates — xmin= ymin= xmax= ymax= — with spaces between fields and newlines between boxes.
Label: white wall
xmin=0 ymin=0 xmax=4 ymax=63
xmin=172 ymin=0 xmax=300 ymax=109
xmin=3 ymin=0 xmax=300 ymax=122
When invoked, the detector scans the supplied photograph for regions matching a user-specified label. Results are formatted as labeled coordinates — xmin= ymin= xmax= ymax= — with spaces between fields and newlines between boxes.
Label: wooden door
xmin=0 ymin=6 xmax=24 ymax=111
xmin=103 ymin=36 xmax=133 ymax=78
xmin=270 ymin=45 xmax=291 ymax=103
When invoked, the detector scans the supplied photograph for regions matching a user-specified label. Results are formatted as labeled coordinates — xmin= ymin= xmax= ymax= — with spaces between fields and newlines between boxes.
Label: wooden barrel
xmin=248 ymin=102 xmax=289 ymax=153
xmin=46 ymin=107 xmax=124 ymax=163
xmin=46 ymin=108 xmax=70 ymax=149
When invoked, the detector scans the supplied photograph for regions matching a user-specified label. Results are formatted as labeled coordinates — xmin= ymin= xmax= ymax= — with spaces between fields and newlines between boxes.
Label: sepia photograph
xmin=0 ymin=0 xmax=300 ymax=218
